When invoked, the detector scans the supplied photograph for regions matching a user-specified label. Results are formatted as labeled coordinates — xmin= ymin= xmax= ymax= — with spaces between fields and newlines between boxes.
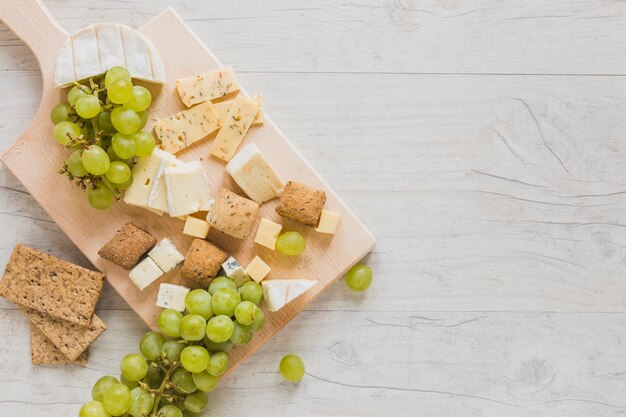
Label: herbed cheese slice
xmin=261 ymin=279 xmax=318 ymax=312
xmin=214 ymin=95 xmax=264 ymax=127
xmin=123 ymin=149 xmax=174 ymax=212
xmin=154 ymin=101 xmax=221 ymax=154
xmin=226 ymin=144 xmax=284 ymax=204
xmin=148 ymin=238 xmax=185 ymax=273
xmin=210 ymin=96 xmax=259 ymax=162
xmin=156 ymin=283 xmax=190 ymax=311
xmin=176 ymin=67 xmax=241 ymax=107
xmin=164 ymin=161 xmax=214 ymax=217
xmin=129 ymin=257 xmax=163 ymax=291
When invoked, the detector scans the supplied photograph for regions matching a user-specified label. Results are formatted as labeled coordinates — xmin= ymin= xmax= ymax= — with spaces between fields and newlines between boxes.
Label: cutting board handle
xmin=0 ymin=0 xmax=68 ymax=71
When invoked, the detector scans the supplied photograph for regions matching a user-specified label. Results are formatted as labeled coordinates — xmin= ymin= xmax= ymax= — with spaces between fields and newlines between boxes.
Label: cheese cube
xmin=226 ymin=144 xmax=284 ymax=204
xmin=176 ymin=67 xmax=241 ymax=107
xmin=261 ymin=279 xmax=318 ymax=312
xmin=183 ymin=217 xmax=211 ymax=239
xmin=123 ymin=149 xmax=174 ymax=211
xmin=154 ymin=101 xmax=221 ymax=154
xmin=245 ymin=256 xmax=271 ymax=282
xmin=164 ymin=161 xmax=214 ymax=217
xmin=129 ymin=257 xmax=163 ymax=291
xmin=147 ymin=152 xmax=178 ymax=212
xmin=315 ymin=210 xmax=341 ymax=234
xmin=210 ymin=96 xmax=259 ymax=162
xmin=214 ymin=95 xmax=263 ymax=127
xmin=156 ymin=283 xmax=190 ymax=311
xmin=222 ymin=256 xmax=246 ymax=281
xmin=254 ymin=218 xmax=282 ymax=250
xmin=148 ymin=238 xmax=185 ymax=273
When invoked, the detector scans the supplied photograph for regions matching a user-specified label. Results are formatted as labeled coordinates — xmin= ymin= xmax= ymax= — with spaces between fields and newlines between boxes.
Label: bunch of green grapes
xmin=51 ymin=66 xmax=156 ymax=210
xmin=79 ymin=275 xmax=266 ymax=417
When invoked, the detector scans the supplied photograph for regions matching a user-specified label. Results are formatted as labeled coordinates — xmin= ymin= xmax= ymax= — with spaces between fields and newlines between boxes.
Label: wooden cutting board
xmin=0 ymin=0 xmax=375 ymax=375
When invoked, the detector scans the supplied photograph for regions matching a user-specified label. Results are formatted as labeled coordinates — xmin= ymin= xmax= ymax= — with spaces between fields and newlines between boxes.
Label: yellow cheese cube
xmin=254 ymin=218 xmax=282 ymax=250
xmin=245 ymin=256 xmax=271 ymax=282
xmin=315 ymin=210 xmax=341 ymax=234
xmin=176 ymin=67 xmax=241 ymax=107
xmin=183 ymin=217 xmax=211 ymax=239
xmin=210 ymin=96 xmax=259 ymax=162
xmin=214 ymin=95 xmax=263 ymax=127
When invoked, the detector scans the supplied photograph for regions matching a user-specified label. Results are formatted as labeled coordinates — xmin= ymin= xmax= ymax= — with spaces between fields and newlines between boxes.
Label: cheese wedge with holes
xmin=176 ymin=67 xmax=241 ymax=107
xmin=54 ymin=23 xmax=166 ymax=88
xmin=210 ymin=97 xmax=259 ymax=162
xmin=226 ymin=144 xmax=284 ymax=203
xmin=261 ymin=279 xmax=318 ymax=312
xmin=214 ymin=95 xmax=264 ymax=127
xmin=123 ymin=149 xmax=175 ymax=212
xmin=154 ymin=101 xmax=221 ymax=154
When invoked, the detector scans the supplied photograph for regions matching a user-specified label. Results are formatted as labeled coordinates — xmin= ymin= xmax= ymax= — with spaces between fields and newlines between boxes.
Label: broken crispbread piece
xmin=21 ymin=306 xmax=106 ymax=361
xmin=30 ymin=325 xmax=88 ymax=365
xmin=98 ymin=223 xmax=157 ymax=270
xmin=0 ymin=245 xmax=105 ymax=326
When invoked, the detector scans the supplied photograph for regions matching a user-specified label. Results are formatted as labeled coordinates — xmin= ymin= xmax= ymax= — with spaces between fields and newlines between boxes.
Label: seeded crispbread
xmin=98 ymin=223 xmax=156 ymax=270
xmin=0 ymin=245 xmax=105 ymax=326
xmin=30 ymin=325 xmax=88 ymax=365
xmin=276 ymin=181 xmax=327 ymax=226
xmin=206 ymin=188 xmax=259 ymax=239
xmin=21 ymin=306 xmax=106 ymax=361
xmin=182 ymin=239 xmax=228 ymax=286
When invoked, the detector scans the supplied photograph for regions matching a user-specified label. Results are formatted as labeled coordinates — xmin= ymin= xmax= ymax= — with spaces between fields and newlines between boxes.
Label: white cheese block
xmin=147 ymin=152 xmax=178 ymax=212
xmin=222 ymin=256 xmax=246 ymax=281
xmin=54 ymin=23 xmax=166 ymax=88
xmin=226 ymin=144 xmax=284 ymax=204
xmin=129 ymin=257 xmax=163 ymax=291
xmin=165 ymin=161 xmax=214 ymax=217
xmin=261 ymin=279 xmax=318 ymax=312
xmin=148 ymin=238 xmax=185 ymax=273
xmin=183 ymin=217 xmax=211 ymax=239
xmin=210 ymin=96 xmax=259 ymax=162
xmin=176 ymin=67 xmax=241 ymax=107
xmin=214 ymin=95 xmax=263 ymax=126
xmin=154 ymin=101 xmax=221 ymax=154
xmin=156 ymin=283 xmax=190 ymax=311
xmin=123 ymin=149 xmax=175 ymax=211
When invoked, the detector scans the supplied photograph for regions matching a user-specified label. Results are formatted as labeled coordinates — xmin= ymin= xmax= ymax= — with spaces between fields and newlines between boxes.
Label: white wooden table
xmin=2 ymin=1 xmax=626 ymax=416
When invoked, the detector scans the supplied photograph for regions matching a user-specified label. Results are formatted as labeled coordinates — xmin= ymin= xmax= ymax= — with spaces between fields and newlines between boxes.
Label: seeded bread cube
xmin=275 ymin=181 xmax=327 ymax=226
xmin=182 ymin=239 xmax=228 ymax=286
xmin=206 ymin=189 xmax=259 ymax=239
xmin=98 ymin=223 xmax=156 ymax=270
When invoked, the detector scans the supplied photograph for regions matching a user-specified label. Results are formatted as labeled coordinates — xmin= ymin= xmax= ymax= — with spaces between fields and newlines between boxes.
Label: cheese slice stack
xmin=261 ymin=279 xmax=318 ymax=312
xmin=55 ymin=23 xmax=166 ymax=87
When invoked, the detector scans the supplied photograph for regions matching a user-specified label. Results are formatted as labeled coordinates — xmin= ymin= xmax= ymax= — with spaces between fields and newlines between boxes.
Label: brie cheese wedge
xmin=123 ymin=149 xmax=176 ymax=212
xmin=261 ymin=279 xmax=318 ymax=312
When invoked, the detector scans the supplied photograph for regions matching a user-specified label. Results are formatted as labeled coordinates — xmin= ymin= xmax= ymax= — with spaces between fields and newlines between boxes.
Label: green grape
xmin=120 ymin=354 xmax=148 ymax=382
xmin=162 ymin=340 xmax=185 ymax=362
xmin=185 ymin=412 xmax=202 ymax=417
xmin=117 ymin=172 xmax=134 ymax=190
xmin=206 ymin=351 xmax=228 ymax=376
xmin=111 ymin=106 xmax=141 ymax=134
xmin=92 ymin=376 xmax=119 ymax=402
xmin=144 ymin=365 xmax=164 ymax=389
xmin=82 ymin=145 xmax=110 ymax=175
xmin=68 ymin=85 xmax=87 ymax=106
xmin=208 ymin=276 xmax=236 ymax=295
xmin=105 ymin=66 xmax=131 ymax=88
xmin=50 ymin=102 xmax=73 ymax=124
xmin=203 ymin=338 xmax=233 ymax=352
xmin=234 ymin=300 xmax=259 ymax=326
xmin=276 ymin=231 xmax=306 ymax=256
xmin=180 ymin=345 xmax=210 ymax=373
xmin=111 ymin=133 xmax=136 ymax=159
xmin=124 ymin=86 xmax=152 ymax=112
xmin=132 ymin=131 xmax=156 ymax=157
xmin=82 ymin=122 xmax=95 ymax=141
xmin=106 ymin=146 xmax=125 ymax=163
xmin=103 ymin=383 xmax=131 ymax=416
xmin=170 ymin=368 xmax=197 ymax=394
xmin=279 ymin=354 xmax=305 ymax=382
xmin=53 ymin=120 xmax=81 ymax=146
xmin=139 ymin=331 xmax=166 ymax=361
xmin=87 ymin=185 xmax=114 ymax=210
xmin=108 ymin=78 xmax=134 ymax=104
xmin=205 ymin=315 xmax=234 ymax=343
xmin=185 ymin=289 xmax=213 ymax=320
xmin=157 ymin=405 xmax=183 ymax=417
xmin=234 ymin=274 xmax=251 ymax=288
xmin=230 ymin=321 xmax=252 ymax=346
xmin=183 ymin=392 xmax=208 ymax=414
xmin=251 ymin=308 xmax=265 ymax=332
xmin=66 ymin=150 xmax=88 ymax=177
xmin=137 ymin=111 xmax=148 ymax=129
xmin=75 ymin=95 xmax=102 ymax=118
xmin=105 ymin=161 xmax=131 ymax=184
xmin=179 ymin=314 xmax=207 ymax=341
xmin=239 ymin=281 xmax=263 ymax=305
xmin=157 ymin=308 xmax=183 ymax=337
xmin=128 ymin=387 xmax=154 ymax=417
xmin=79 ymin=401 xmax=110 ymax=417
xmin=345 ymin=264 xmax=372 ymax=291
xmin=211 ymin=288 xmax=240 ymax=317
xmin=191 ymin=371 xmax=219 ymax=392
xmin=97 ymin=111 xmax=116 ymax=134
xmin=119 ymin=374 xmax=139 ymax=390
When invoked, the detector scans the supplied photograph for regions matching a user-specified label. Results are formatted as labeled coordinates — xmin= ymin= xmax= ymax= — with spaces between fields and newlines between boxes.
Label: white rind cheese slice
xmin=165 ymin=161 xmax=214 ymax=217
xmin=129 ymin=257 xmax=163 ymax=291
xmin=226 ymin=144 xmax=284 ymax=204
xmin=54 ymin=23 xmax=166 ymax=88
xmin=156 ymin=283 xmax=190 ymax=311
xmin=154 ymin=101 xmax=221 ymax=154
xmin=123 ymin=149 xmax=175 ymax=212
xmin=148 ymin=238 xmax=185 ymax=273
xmin=176 ymin=67 xmax=241 ymax=107
xmin=210 ymin=96 xmax=259 ymax=162
xmin=261 ymin=279 xmax=318 ymax=312
xmin=147 ymin=152 xmax=178 ymax=212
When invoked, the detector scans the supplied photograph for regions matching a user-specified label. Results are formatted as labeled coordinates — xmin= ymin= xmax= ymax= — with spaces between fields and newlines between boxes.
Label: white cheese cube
xmin=129 ymin=257 xmax=163 ymax=291
xmin=222 ymin=256 xmax=246 ymax=281
xmin=210 ymin=96 xmax=259 ymax=162
xmin=165 ymin=161 xmax=214 ymax=217
xmin=148 ymin=238 xmax=185 ymax=273
xmin=123 ymin=149 xmax=174 ymax=210
xmin=154 ymin=101 xmax=221 ymax=154
xmin=261 ymin=279 xmax=318 ymax=312
xmin=156 ymin=283 xmax=190 ymax=311
xmin=183 ymin=217 xmax=211 ymax=239
xmin=226 ymin=144 xmax=284 ymax=204
xmin=176 ymin=67 xmax=240 ymax=107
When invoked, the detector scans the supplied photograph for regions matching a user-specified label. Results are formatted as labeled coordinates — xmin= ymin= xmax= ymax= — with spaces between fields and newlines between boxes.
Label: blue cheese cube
xmin=148 ymin=238 xmax=185 ymax=273
xmin=129 ymin=257 xmax=163 ymax=291
xmin=156 ymin=283 xmax=190 ymax=311
xmin=222 ymin=256 xmax=245 ymax=281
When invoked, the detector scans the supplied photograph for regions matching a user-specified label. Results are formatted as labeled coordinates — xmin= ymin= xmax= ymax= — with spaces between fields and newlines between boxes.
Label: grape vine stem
xmin=150 ymin=362 xmax=179 ymax=417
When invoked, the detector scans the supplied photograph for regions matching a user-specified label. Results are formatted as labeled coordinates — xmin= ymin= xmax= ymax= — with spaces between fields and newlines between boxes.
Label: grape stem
xmin=149 ymin=362 xmax=179 ymax=417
